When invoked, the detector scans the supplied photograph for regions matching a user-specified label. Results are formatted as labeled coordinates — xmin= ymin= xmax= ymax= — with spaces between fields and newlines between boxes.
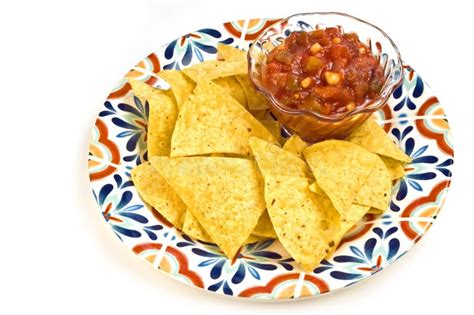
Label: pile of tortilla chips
xmin=129 ymin=44 xmax=411 ymax=272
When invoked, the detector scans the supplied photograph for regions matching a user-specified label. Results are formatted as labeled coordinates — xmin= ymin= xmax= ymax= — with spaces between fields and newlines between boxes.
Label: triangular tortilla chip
xmin=353 ymin=155 xmax=392 ymax=211
xmin=252 ymin=211 xmax=277 ymax=238
xmin=346 ymin=118 xmax=412 ymax=163
xmin=151 ymin=156 xmax=266 ymax=258
xmin=282 ymin=135 xmax=308 ymax=159
xmin=249 ymin=137 xmax=308 ymax=177
xmin=157 ymin=70 xmax=195 ymax=109
xmin=213 ymin=76 xmax=247 ymax=107
xmin=381 ymin=156 xmax=405 ymax=180
xmin=129 ymin=79 xmax=178 ymax=156
xmin=131 ymin=163 xmax=186 ymax=229
xmin=235 ymin=74 xmax=269 ymax=110
xmin=171 ymin=81 xmax=277 ymax=157
xmin=250 ymin=137 xmax=341 ymax=271
xmin=182 ymin=60 xmax=247 ymax=82
xmin=303 ymin=140 xmax=376 ymax=217
xmin=217 ymin=44 xmax=246 ymax=61
xmin=264 ymin=174 xmax=341 ymax=272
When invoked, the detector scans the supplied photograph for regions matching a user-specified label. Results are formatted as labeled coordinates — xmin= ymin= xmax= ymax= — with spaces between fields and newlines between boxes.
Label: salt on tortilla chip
xmin=346 ymin=118 xmax=412 ymax=163
xmin=264 ymin=174 xmax=341 ymax=272
xmin=252 ymin=211 xmax=277 ymax=238
xmin=217 ymin=44 xmax=246 ymax=61
xmin=182 ymin=60 xmax=247 ymax=82
xmin=249 ymin=137 xmax=307 ymax=177
xmin=157 ymin=70 xmax=195 ymax=109
xmin=259 ymin=120 xmax=281 ymax=142
xmin=353 ymin=154 xmax=392 ymax=211
xmin=151 ymin=156 xmax=266 ymax=258
xmin=235 ymin=74 xmax=269 ymax=110
xmin=171 ymin=80 xmax=277 ymax=157
xmin=303 ymin=140 xmax=376 ymax=217
xmin=282 ymin=135 xmax=308 ymax=159
xmin=129 ymin=79 xmax=178 ymax=156
xmin=183 ymin=210 xmax=268 ymax=244
xmin=381 ymin=156 xmax=405 ymax=180
xmin=213 ymin=76 xmax=247 ymax=107
xmin=131 ymin=162 xmax=186 ymax=229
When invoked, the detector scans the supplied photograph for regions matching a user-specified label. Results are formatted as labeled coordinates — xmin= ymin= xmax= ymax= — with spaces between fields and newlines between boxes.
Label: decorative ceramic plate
xmin=88 ymin=18 xmax=453 ymax=300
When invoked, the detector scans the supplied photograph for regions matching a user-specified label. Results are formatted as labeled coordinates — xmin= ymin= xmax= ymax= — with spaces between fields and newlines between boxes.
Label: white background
xmin=1 ymin=0 xmax=473 ymax=314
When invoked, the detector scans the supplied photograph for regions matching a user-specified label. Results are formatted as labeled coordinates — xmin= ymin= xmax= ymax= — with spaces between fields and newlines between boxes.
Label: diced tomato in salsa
xmin=261 ymin=28 xmax=385 ymax=115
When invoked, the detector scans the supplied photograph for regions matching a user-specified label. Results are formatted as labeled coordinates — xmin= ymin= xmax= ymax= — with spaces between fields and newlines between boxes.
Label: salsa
xmin=262 ymin=28 xmax=385 ymax=115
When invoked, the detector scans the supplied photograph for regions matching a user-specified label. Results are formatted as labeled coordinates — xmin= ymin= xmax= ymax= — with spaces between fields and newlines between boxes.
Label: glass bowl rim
xmin=247 ymin=11 xmax=404 ymax=122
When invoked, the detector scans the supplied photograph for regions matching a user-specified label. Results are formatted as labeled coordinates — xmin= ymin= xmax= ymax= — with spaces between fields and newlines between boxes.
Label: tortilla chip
xmin=217 ymin=44 xmax=246 ymax=61
xmin=249 ymin=137 xmax=308 ymax=177
xmin=381 ymin=156 xmax=405 ymax=180
xmin=324 ymin=200 xmax=370 ymax=258
xmin=353 ymin=154 xmax=392 ymax=211
xmin=151 ymin=156 xmax=266 ymax=258
xmin=264 ymin=174 xmax=341 ymax=272
xmin=157 ymin=70 xmax=195 ymax=109
xmin=303 ymin=140 xmax=377 ymax=217
xmin=250 ymin=109 xmax=272 ymax=120
xmin=184 ymin=210 xmax=268 ymax=244
xmin=346 ymin=118 xmax=412 ymax=163
xmin=131 ymin=163 xmax=186 ymax=229
xmin=182 ymin=60 xmax=247 ymax=82
xmin=171 ymin=80 xmax=277 ymax=157
xmin=309 ymin=181 xmax=327 ymax=196
xmin=213 ymin=76 xmax=247 ymax=107
xmin=282 ymin=135 xmax=308 ymax=159
xmin=367 ymin=207 xmax=384 ymax=215
xmin=235 ymin=74 xmax=269 ymax=110
xmin=252 ymin=211 xmax=277 ymax=238
xmin=259 ymin=120 xmax=281 ymax=142
xmin=129 ymin=79 xmax=178 ymax=156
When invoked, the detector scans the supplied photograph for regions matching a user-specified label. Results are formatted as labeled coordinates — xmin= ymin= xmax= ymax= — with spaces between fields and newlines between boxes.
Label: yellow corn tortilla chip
xmin=259 ymin=120 xmax=281 ymax=142
xmin=213 ymin=76 xmax=247 ymax=107
xmin=151 ymin=156 xmax=266 ymax=258
xmin=346 ymin=118 xmax=412 ymax=163
xmin=381 ymin=156 xmax=405 ymax=180
xmin=184 ymin=210 xmax=268 ymax=244
xmin=353 ymin=154 xmax=392 ymax=211
xmin=235 ymin=74 xmax=269 ymax=110
xmin=171 ymin=80 xmax=277 ymax=157
xmin=250 ymin=109 xmax=272 ymax=120
xmin=282 ymin=135 xmax=308 ymax=159
xmin=303 ymin=140 xmax=377 ymax=217
xmin=217 ymin=44 xmax=246 ymax=61
xmin=249 ymin=137 xmax=307 ymax=177
xmin=129 ymin=79 xmax=178 ymax=156
xmin=367 ymin=207 xmax=384 ymax=215
xmin=309 ymin=181 xmax=327 ymax=196
xmin=264 ymin=174 xmax=341 ymax=272
xmin=182 ymin=60 xmax=247 ymax=82
xmin=252 ymin=211 xmax=277 ymax=238
xmin=131 ymin=163 xmax=186 ymax=229
xmin=157 ymin=70 xmax=195 ymax=109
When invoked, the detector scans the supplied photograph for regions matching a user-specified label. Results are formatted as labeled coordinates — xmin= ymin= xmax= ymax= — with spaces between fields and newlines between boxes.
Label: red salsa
xmin=262 ymin=28 xmax=385 ymax=115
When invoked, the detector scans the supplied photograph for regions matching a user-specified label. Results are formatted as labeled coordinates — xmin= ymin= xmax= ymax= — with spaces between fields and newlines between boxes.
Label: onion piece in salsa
xmin=261 ymin=28 xmax=385 ymax=116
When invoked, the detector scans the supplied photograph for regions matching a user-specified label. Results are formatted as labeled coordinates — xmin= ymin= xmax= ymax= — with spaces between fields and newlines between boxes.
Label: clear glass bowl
xmin=248 ymin=12 xmax=403 ymax=142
